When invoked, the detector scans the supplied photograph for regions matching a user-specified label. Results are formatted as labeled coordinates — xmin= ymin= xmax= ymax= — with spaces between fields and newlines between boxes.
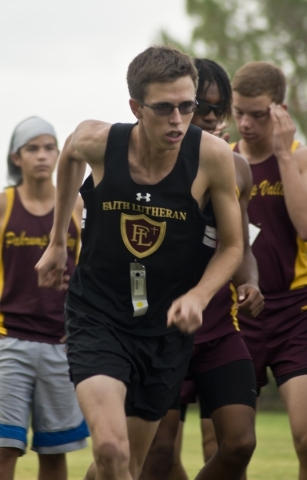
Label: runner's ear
xmin=129 ymin=98 xmax=143 ymax=120
xmin=10 ymin=152 xmax=21 ymax=167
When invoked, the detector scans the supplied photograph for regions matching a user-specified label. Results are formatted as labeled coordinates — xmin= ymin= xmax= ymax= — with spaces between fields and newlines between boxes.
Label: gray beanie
xmin=7 ymin=116 xmax=57 ymax=185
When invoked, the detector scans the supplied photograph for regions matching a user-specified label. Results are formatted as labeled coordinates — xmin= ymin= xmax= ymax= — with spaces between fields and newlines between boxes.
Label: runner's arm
xmin=35 ymin=120 xmax=110 ymax=289
xmin=271 ymin=104 xmax=307 ymax=240
xmin=232 ymin=154 xmax=264 ymax=317
xmin=168 ymin=137 xmax=243 ymax=333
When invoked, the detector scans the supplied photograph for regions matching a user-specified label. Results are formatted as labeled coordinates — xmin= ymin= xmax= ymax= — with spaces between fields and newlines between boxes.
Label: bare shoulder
xmin=70 ymin=119 xmax=112 ymax=166
xmin=233 ymin=151 xmax=249 ymax=172
xmin=74 ymin=119 xmax=112 ymax=143
xmin=199 ymin=131 xmax=235 ymax=185
xmin=0 ymin=191 xmax=7 ymax=230
xmin=233 ymin=151 xmax=253 ymax=193
xmin=293 ymin=144 xmax=307 ymax=174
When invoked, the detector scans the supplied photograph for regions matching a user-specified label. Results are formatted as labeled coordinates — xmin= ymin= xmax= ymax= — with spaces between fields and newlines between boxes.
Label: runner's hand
xmin=35 ymin=245 xmax=69 ymax=291
xmin=213 ymin=122 xmax=230 ymax=142
xmin=270 ymin=103 xmax=296 ymax=159
xmin=167 ymin=291 xmax=204 ymax=334
xmin=237 ymin=284 xmax=264 ymax=318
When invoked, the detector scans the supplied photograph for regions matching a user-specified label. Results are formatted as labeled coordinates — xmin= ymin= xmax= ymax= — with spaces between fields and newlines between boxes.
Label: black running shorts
xmin=65 ymin=305 xmax=194 ymax=421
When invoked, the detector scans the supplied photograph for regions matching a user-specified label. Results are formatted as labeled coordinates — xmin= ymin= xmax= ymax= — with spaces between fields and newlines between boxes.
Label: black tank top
xmin=67 ymin=123 xmax=215 ymax=335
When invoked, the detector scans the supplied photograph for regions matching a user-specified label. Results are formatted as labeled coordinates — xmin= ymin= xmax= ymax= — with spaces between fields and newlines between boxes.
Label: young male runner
xmin=0 ymin=116 xmax=88 ymax=480
xmin=231 ymin=61 xmax=307 ymax=480
xmin=140 ymin=58 xmax=264 ymax=480
xmin=36 ymin=46 xmax=243 ymax=480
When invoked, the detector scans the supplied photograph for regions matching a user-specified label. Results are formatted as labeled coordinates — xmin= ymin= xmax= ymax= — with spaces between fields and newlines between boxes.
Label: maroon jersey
xmin=195 ymin=282 xmax=239 ymax=343
xmin=195 ymin=185 xmax=241 ymax=343
xmin=231 ymin=141 xmax=307 ymax=294
xmin=0 ymin=187 xmax=80 ymax=343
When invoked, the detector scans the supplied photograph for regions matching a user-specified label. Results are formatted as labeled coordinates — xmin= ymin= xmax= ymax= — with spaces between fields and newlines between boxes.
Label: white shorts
xmin=0 ymin=337 xmax=88 ymax=454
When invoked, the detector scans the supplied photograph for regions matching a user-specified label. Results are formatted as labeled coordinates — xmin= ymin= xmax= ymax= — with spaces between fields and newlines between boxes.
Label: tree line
xmin=159 ymin=0 xmax=307 ymax=141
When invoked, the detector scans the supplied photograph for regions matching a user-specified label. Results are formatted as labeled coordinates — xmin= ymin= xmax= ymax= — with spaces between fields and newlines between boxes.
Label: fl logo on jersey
xmin=121 ymin=213 xmax=166 ymax=258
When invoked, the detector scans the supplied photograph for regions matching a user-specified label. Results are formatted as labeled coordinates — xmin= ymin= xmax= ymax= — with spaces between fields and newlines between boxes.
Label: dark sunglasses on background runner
xmin=195 ymin=99 xmax=226 ymax=117
xmin=142 ymin=100 xmax=199 ymax=115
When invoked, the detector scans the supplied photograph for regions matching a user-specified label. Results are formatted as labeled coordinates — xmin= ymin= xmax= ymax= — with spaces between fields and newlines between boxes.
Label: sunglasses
xmin=195 ymin=100 xmax=226 ymax=117
xmin=142 ymin=100 xmax=198 ymax=116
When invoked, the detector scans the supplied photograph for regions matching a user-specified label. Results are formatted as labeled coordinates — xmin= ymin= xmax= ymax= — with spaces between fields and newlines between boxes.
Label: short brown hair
xmin=232 ymin=61 xmax=286 ymax=104
xmin=127 ymin=45 xmax=198 ymax=103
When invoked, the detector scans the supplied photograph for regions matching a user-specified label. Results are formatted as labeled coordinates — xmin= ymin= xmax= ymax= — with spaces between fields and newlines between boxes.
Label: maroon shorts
xmin=239 ymin=287 xmax=307 ymax=388
xmin=188 ymin=331 xmax=251 ymax=376
xmin=181 ymin=333 xmax=256 ymax=418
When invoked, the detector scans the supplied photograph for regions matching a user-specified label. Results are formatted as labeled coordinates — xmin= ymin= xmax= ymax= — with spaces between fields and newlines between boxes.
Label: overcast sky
xmin=0 ymin=0 xmax=194 ymax=189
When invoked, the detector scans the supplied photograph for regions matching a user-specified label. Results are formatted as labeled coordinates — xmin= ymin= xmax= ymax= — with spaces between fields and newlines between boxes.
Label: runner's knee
xmin=93 ymin=438 xmax=130 ymax=474
xmin=219 ymin=431 xmax=256 ymax=464
xmin=202 ymin=435 xmax=218 ymax=463
xmin=293 ymin=431 xmax=307 ymax=459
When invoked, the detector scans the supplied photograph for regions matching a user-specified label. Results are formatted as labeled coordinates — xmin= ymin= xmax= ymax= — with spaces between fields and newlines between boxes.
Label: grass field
xmin=15 ymin=409 xmax=297 ymax=479
xmin=181 ymin=408 xmax=297 ymax=479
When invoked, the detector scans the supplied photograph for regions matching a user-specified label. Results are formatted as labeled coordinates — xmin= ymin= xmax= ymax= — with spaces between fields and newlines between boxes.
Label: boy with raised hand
xmin=232 ymin=61 xmax=307 ymax=480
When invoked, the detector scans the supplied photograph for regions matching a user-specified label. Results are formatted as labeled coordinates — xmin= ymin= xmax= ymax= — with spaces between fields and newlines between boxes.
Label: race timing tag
xmin=130 ymin=262 xmax=148 ymax=316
